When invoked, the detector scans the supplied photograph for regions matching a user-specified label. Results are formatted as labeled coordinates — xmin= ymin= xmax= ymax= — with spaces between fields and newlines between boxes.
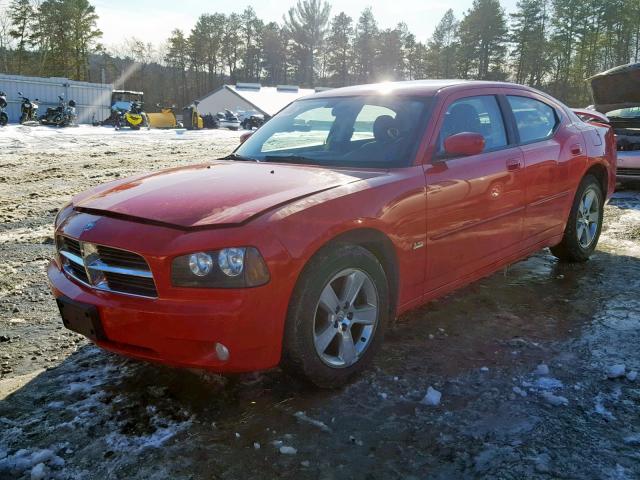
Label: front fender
xmin=265 ymin=167 xmax=427 ymax=309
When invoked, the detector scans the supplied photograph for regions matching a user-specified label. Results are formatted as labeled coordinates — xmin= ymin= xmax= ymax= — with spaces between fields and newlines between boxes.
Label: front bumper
xmin=47 ymin=212 xmax=295 ymax=373
xmin=48 ymin=261 xmax=286 ymax=372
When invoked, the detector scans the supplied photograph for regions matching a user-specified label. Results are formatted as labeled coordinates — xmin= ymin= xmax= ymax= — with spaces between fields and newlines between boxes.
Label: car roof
xmin=309 ymin=79 xmax=532 ymax=99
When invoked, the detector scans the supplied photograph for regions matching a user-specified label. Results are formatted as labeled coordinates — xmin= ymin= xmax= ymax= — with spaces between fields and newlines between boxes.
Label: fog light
xmin=215 ymin=342 xmax=230 ymax=362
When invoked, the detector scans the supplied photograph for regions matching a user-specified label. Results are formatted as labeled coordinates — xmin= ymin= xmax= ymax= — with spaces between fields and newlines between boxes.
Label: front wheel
xmin=550 ymin=174 xmax=604 ymax=262
xmin=282 ymin=244 xmax=389 ymax=388
xmin=0 ymin=113 xmax=7 ymax=126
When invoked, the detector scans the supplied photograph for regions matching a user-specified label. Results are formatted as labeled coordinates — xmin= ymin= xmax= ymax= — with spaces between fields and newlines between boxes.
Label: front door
xmin=424 ymin=92 xmax=526 ymax=293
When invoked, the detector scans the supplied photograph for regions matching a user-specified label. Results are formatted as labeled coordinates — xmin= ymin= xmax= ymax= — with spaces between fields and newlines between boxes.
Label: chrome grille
xmin=56 ymin=235 xmax=157 ymax=298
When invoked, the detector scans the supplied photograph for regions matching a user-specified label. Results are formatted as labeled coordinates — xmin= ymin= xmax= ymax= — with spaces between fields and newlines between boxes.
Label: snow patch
xmin=607 ymin=364 xmax=626 ymax=379
xmin=541 ymin=391 xmax=569 ymax=406
xmin=421 ymin=386 xmax=442 ymax=406
xmin=534 ymin=364 xmax=550 ymax=376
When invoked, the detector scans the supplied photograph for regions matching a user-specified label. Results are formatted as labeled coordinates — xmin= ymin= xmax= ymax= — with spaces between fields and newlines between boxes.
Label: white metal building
xmin=0 ymin=73 xmax=113 ymax=124
xmin=196 ymin=83 xmax=325 ymax=117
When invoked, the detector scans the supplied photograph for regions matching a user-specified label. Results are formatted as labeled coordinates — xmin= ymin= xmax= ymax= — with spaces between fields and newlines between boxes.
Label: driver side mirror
xmin=443 ymin=132 xmax=485 ymax=157
xmin=239 ymin=132 xmax=253 ymax=144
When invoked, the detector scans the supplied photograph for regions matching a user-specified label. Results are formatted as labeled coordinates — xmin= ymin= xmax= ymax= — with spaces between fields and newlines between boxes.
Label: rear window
xmin=508 ymin=96 xmax=559 ymax=143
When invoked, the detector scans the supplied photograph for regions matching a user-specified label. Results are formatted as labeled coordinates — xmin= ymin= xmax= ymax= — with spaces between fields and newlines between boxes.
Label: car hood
xmin=590 ymin=63 xmax=640 ymax=113
xmin=72 ymin=161 xmax=383 ymax=229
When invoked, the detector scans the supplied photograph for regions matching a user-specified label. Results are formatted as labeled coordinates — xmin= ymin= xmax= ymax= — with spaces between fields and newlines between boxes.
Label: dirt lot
xmin=1 ymin=125 xmax=640 ymax=479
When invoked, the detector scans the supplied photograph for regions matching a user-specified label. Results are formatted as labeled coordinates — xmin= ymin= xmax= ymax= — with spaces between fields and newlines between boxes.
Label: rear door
xmin=424 ymin=91 xmax=526 ymax=293
xmin=504 ymin=93 xmax=583 ymax=243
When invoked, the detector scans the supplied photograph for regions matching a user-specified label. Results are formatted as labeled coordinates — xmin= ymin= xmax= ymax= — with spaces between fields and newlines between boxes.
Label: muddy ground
xmin=1 ymin=125 xmax=640 ymax=479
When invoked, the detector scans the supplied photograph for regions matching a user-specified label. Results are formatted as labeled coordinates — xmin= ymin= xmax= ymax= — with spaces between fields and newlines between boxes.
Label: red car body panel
xmin=48 ymin=81 xmax=617 ymax=373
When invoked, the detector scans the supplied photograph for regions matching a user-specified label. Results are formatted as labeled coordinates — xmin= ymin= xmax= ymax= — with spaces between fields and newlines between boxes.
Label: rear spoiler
xmin=572 ymin=108 xmax=609 ymax=124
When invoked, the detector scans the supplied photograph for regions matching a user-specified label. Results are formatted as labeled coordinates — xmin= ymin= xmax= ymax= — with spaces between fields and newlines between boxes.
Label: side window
xmin=438 ymin=95 xmax=508 ymax=154
xmin=507 ymin=96 xmax=559 ymax=144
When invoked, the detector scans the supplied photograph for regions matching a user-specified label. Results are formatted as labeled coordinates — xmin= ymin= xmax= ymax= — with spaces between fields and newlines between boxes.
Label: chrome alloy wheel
xmin=313 ymin=268 xmax=379 ymax=368
xmin=576 ymin=187 xmax=600 ymax=248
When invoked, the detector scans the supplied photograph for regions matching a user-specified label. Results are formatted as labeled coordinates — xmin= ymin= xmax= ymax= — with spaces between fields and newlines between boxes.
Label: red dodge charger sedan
xmin=49 ymin=80 xmax=616 ymax=387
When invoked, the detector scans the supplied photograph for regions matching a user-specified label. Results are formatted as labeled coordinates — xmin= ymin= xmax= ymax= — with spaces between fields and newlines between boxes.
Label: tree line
xmin=1 ymin=0 xmax=639 ymax=109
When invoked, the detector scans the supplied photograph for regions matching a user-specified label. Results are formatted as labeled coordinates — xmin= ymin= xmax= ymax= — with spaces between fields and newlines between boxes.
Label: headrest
xmin=447 ymin=103 xmax=481 ymax=133
xmin=373 ymin=115 xmax=399 ymax=143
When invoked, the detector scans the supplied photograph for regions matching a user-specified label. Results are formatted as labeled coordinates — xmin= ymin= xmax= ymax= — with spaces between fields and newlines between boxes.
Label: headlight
xmin=171 ymin=247 xmax=270 ymax=288
xmin=54 ymin=202 xmax=74 ymax=228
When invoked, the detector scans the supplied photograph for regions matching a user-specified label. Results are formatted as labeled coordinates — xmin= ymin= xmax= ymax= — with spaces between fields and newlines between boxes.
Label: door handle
xmin=570 ymin=144 xmax=583 ymax=156
xmin=506 ymin=158 xmax=522 ymax=171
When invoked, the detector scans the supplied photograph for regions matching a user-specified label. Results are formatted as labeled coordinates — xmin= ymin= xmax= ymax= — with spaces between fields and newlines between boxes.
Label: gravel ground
xmin=1 ymin=125 xmax=640 ymax=479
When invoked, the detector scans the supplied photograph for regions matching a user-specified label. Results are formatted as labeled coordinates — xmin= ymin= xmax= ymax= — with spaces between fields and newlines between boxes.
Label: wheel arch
xmin=300 ymin=227 xmax=400 ymax=321
xmin=584 ymin=162 xmax=609 ymax=197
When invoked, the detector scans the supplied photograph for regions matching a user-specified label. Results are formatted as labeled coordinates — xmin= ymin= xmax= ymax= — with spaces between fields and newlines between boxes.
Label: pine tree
xmin=426 ymin=9 xmax=459 ymax=78
xmin=458 ymin=0 xmax=508 ymax=79
xmin=509 ymin=0 xmax=549 ymax=86
xmin=325 ymin=12 xmax=354 ymax=86
xmin=283 ymin=0 xmax=331 ymax=85
xmin=375 ymin=27 xmax=404 ymax=81
xmin=8 ymin=0 xmax=34 ymax=73
xmin=353 ymin=7 xmax=378 ymax=83
xmin=165 ymin=29 xmax=189 ymax=107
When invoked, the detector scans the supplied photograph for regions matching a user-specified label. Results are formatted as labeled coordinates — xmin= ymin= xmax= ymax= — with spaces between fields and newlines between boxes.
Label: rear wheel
xmin=550 ymin=174 xmax=604 ymax=262
xmin=282 ymin=244 xmax=389 ymax=388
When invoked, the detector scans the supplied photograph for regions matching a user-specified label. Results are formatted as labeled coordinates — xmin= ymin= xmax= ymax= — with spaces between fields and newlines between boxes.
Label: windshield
xmin=235 ymin=95 xmax=432 ymax=168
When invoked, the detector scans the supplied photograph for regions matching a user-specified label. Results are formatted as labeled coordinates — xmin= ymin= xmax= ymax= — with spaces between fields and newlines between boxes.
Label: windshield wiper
xmin=263 ymin=155 xmax=319 ymax=165
xmin=220 ymin=153 xmax=261 ymax=162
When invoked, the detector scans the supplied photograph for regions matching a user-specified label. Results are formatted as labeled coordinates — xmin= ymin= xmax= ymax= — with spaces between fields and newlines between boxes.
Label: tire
xmin=19 ymin=113 xmax=26 ymax=124
xmin=0 ymin=113 xmax=7 ymax=126
xmin=282 ymin=244 xmax=389 ymax=388
xmin=550 ymin=174 xmax=604 ymax=262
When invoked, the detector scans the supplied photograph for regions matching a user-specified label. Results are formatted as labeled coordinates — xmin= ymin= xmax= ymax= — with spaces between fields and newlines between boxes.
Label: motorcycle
xmin=115 ymin=100 xmax=148 ymax=130
xmin=40 ymin=95 xmax=77 ymax=127
xmin=18 ymin=92 xmax=39 ymax=124
xmin=0 ymin=92 xmax=7 ymax=126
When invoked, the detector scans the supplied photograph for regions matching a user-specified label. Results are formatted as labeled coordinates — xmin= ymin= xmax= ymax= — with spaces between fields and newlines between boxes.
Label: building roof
xmin=204 ymin=84 xmax=318 ymax=116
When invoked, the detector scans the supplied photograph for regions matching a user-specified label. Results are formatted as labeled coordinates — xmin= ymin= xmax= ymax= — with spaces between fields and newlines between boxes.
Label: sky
xmin=92 ymin=0 xmax=519 ymax=49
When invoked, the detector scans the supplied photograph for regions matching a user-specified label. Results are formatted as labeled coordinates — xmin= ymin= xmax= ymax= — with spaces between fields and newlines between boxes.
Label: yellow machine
xmin=147 ymin=105 xmax=180 ymax=129
xmin=183 ymin=101 xmax=204 ymax=130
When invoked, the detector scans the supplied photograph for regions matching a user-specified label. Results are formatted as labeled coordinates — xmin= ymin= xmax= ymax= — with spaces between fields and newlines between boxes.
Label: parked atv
xmin=241 ymin=113 xmax=266 ymax=130
xmin=115 ymin=101 xmax=148 ymax=130
xmin=0 ymin=92 xmax=7 ymax=126
xmin=18 ymin=92 xmax=39 ymax=124
xmin=40 ymin=96 xmax=77 ymax=127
